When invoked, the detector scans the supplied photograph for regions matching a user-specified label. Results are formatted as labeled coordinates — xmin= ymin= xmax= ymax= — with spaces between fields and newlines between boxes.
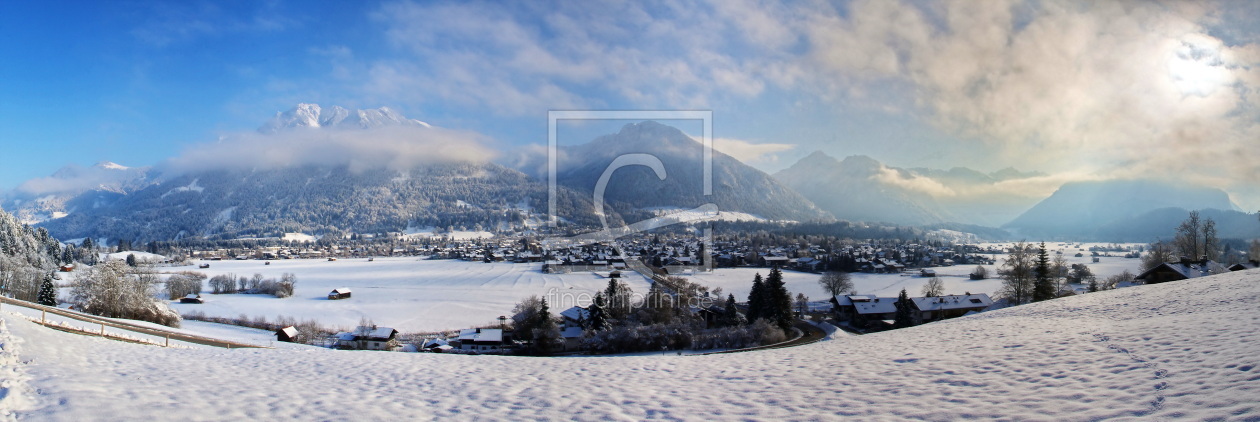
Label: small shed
xmin=59 ymin=265 xmax=75 ymax=272
xmin=179 ymin=294 xmax=204 ymax=304
xmin=276 ymin=326 xmax=299 ymax=343
xmin=328 ymin=288 xmax=352 ymax=300
xmin=199 ymin=263 xmax=211 ymax=269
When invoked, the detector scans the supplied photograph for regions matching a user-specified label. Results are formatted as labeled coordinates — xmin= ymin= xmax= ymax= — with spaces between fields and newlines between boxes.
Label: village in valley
xmin=35 ymin=211 xmax=1238 ymax=357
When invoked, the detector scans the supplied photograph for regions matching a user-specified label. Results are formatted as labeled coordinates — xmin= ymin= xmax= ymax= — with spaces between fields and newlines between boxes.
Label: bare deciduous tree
xmin=817 ymin=271 xmax=854 ymax=297
xmin=921 ymin=276 xmax=944 ymax=297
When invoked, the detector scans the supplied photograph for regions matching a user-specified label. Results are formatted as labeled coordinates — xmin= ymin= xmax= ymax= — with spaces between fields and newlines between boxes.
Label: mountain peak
xmin=94 ymin=161 xmax=130 ymax=171
xmin=838 ymin=155 xmax=882 ymax=172
xmin=259 ymin=103 xmax=431 ymax=133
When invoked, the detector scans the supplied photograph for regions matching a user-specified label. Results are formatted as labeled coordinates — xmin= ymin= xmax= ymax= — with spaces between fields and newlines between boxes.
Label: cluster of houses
xmin=1135 ymin=257 xmax=1257 ymax=284
xmin=830 ymin=293 xmax=994 ymax=330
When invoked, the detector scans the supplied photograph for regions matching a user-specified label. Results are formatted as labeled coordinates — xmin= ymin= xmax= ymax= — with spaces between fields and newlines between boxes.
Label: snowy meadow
xmin=4 ymin=268 xmax=1258 ymax=420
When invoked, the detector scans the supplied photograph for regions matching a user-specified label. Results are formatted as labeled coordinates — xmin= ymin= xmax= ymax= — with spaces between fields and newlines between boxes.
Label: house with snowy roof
xmin=1228 ymin=260 xmax=1259 ymax=272
xmin=457 ymin=328 xmax=506 ymax=353
xmin=335 ymin=325 xmax=399 ymax=351
xmin=910 ymin=294 xmax=993 ymax=322
xmin=559 ymin=306 xmax=589 ymax=329
xmin=327 ymin=288 xmax=352 ymax=300
xmin=1136 ymin=258 xmax=1228 ymax=284
xmin=275 ymin=326 xmax=299 ymax=343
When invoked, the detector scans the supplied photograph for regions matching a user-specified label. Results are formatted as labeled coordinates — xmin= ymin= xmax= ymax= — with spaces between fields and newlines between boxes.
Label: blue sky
xmin=2 ymin=1 xmax=1259 ymax=209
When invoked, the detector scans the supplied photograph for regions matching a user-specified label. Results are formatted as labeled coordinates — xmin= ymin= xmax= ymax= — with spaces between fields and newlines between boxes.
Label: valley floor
xmin=4 ymin=269 xmax=1258 ymax=420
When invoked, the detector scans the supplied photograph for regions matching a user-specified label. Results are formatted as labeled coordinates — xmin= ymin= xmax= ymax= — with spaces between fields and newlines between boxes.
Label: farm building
xmin=335 ymin=325 xmax=399 ymax=351
xmin=275 ymin=326 xmax=299 ymax=343
xmin=328 ymin=288 xmax=352 ymax=300
xmin=179 ymin=294 xmax=204 ymax=304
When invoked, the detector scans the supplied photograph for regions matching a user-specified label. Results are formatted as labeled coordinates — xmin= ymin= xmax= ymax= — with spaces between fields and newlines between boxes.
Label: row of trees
xmin=998 ymin=242 xmax=1106 ymax=306
xmin=510 ymin=266 xmax=802 ymax=355
xmin=206 ymin=273 xmax=297 ymax=298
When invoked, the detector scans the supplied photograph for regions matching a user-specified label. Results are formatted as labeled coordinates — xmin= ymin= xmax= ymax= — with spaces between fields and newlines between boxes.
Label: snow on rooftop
xmin=4 ymin=270 xmax=1260 ymax=419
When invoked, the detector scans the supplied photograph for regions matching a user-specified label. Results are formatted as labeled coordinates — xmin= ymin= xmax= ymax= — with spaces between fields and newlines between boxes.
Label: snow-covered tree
xmin=71 ymin=260 xmax=179 ymax=327
xmin=587 ymin=294 xmax=608 ymax=331
xmin=166 ymin=272 xmax=204 ymax=300
xmin=37 ymin=272 xmax=57 ymax=306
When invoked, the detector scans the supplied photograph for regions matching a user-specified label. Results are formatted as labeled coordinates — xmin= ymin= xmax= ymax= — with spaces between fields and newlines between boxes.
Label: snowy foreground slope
xmin=4 ymin=271 xmax=1259 ymax=420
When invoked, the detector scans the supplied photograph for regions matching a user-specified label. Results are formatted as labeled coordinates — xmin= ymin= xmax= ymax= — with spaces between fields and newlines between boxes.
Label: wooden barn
xmin=275 ymin=326 xmax=299 ymax=343
xmin=328 ymin=288 xmax=352 ymax=300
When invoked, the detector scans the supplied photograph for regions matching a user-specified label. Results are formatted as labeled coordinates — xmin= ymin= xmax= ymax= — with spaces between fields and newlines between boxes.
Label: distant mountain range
xmin=1002 ymin=179 xmax=1252 ymax=240
xmin=6 ymin=105 xmax=1255 ymax=244
xmin=6 ymin=106 xmax=826 ymax=243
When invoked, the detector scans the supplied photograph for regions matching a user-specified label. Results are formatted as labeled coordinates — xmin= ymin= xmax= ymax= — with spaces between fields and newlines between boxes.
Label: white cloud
xmin=797 ymin=0 xmax=1260 ymax=192
xmin=691 ymin=135 xmax=795 ymax=166
xmin=303 ymin=0 xmax=1260 ymax=204
xmin=163 ymin=125 xmax=499 ymax=174
xmin=873 ymin=166 xmax=957 ymax=197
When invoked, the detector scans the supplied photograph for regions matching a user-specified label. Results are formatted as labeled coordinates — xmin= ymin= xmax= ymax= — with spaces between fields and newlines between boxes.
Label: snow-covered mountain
xmin=4 ymin=264 xmax=1258 ymax=419
xmin=22 ymin=104 xmax=608 ymax=242
xmin=553 ymin=121 xmax=830 ymax=223
xmin=258 ymin=103 xmax=431 ymax=133
xmin=1003 ymin=179 xmax=1243 ymax=240
xmin=1 ymin=161 xmax=154 ymax=225
xmin=37 ymin=162 xmax=601 ymax=243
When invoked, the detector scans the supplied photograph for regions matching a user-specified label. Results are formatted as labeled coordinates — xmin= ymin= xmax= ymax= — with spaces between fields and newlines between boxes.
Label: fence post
xmin=101 ymin=323 xmax=105 ymax=336
xmin=166 ymin=334 xmax=170 ymax=347
xmin=42 ymin=309 xmax=46 ymax=323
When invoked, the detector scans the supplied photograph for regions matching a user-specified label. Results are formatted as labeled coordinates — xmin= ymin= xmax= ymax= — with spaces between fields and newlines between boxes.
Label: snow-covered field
xmin=150 ymin=240 xmax=1144 ymax=333
xmin=4 ymin=268 xmax=1258 ymax=419
xmin=166 ymin=258 xmax=653 ymax=333
xmin=686 ymin=242 xmax=1145 ymax=302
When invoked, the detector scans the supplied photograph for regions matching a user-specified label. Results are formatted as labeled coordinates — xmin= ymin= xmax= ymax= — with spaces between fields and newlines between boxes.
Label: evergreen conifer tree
xmin=746 ymin=273 xmax=765 ymax=324
xmin=894 ymin=288 xmax=915 ymax=328
xmin=765 ymin=267 xmax=794 ymax=330
xmin=588 ymin=294 xmax=608 ymax=331
xmin=722 ymin=293 xmax=742 ymax=327
xmin=38 ymin=272 xmax=58 ymax=306
xmin=1032 ymin=242 xmax=1055 ymax=302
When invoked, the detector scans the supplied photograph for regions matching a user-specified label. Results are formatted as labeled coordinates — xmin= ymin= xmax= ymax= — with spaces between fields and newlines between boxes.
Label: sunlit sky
xmin=2 ymin=1 xmax=1259 ymax=209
